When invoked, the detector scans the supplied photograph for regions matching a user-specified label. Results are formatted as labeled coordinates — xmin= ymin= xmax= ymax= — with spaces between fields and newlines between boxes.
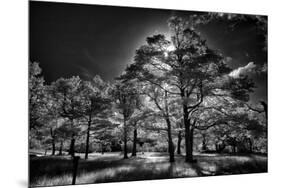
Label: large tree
xmin=119 ymin=16 xmax=254 ymax=162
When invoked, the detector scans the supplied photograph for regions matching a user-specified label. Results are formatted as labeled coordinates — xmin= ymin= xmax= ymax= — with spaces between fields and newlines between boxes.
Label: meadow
xmin=30 ymin=151 xmax=267 ymax=187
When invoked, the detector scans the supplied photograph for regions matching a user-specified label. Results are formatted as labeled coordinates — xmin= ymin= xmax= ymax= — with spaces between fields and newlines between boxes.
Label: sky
xmin=29 ymin=1 xmax=267 ymax=103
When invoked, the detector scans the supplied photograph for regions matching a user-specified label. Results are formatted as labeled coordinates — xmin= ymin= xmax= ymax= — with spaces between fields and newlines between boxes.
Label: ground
xmin=29 ymin=151 xmax=267 ymax=187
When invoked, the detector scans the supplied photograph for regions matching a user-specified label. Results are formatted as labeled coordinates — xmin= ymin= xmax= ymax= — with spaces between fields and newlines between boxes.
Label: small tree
xmin=79 ymin=76 xmax=111 ymax=159
xmin=55 ymin=120 xmax=77 ymax=155
xmin=111 ymin=82 xmax=140 ymax=159
xmin=29 ymin=62 xmax=46 ymax=130
xmin=127 ymin=108 xmax=153 ymax=157
xmin=50 ymin=76 xmax=84 ymax=157
xmin=90 ymin=119 xmax=119 ymax=154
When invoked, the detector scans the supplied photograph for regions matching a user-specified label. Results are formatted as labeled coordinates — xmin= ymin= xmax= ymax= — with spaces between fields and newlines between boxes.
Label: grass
xmin=29 ymin=152 xmax=267 ymax=187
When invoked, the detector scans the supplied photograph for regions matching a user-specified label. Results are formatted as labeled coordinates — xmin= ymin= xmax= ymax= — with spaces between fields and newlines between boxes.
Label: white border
xmin=0 ymin=0 xmax=280 ymax=188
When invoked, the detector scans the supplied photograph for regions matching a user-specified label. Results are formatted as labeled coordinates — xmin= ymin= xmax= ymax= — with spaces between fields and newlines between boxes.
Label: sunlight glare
xmin=164 ymin=45 xmax=175 ymax=58
xmin=166 ymin=45 xmax=175 ymax=52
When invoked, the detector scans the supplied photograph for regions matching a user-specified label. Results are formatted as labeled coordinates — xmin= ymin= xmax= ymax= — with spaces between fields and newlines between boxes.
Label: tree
xmin=50 ymin=76 xmax=84 ymax=157
xmin=29 ymin=62 xmax=46 ymax=130
xmin=119 ymin=16 xmax=255 ymax=162
xmin=55 ymin=121 xmax=74 ymax=155
xmin=192 ymin=94 xmax=266 ymax=153
xmin=119 ymin=19 xmax=224 ymax=162
xmin=127 ymin=107 xmax=153 ymax=156
xmin=41 ymin=85 xmax=64 ymax=155
xmin=90 ymin=119 xmax=119 ymax=154
xmin=79 ymin=76 xmax=112 ymax=159
xmin=29 ymin=63 xmax=62 ymax=153
xmin=145 ymin=84 xmax=176 ymax=162
xmin=117 ymin=77 xmax=177 ymax=161
xmin=111 ymin=82 xmax=140 ymax=159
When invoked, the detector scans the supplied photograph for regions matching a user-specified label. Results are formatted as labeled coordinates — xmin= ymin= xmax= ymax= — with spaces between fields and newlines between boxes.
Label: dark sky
xmin=29 ymin=1 xmax=267 ymax=103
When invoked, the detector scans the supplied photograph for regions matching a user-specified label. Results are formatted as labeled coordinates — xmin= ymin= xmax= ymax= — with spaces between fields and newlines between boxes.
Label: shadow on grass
xmin=29 ymin=152 xmax=267 ymax=187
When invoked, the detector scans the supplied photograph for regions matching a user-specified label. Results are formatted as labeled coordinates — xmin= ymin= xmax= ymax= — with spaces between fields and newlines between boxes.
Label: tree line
xmin=29 ymin=14 xmax=267 ymax=162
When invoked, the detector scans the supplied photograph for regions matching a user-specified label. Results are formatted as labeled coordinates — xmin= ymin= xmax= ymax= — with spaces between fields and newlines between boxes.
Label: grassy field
xmin=29 ymin=152 xmax=267 ymax=187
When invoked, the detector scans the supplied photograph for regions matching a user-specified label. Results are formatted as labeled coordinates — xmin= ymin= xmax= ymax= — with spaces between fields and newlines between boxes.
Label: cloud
xmin=229 ymin=62 xmax=256 ymax=78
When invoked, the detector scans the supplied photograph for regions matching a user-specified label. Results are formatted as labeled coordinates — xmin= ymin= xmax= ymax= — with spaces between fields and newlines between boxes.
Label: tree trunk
xmin=166 ymin=118 xmax=175 ymax=162
xmin=202 ymin=134 xmax=207 ymax=151
xmin=50 ymin=128 xmax=56 ymax=155
xmin=181 ymin=88 xmax=193 ymax=162
xmin=52 ymin=139 xmax=56 ymax=155
xmin=248 ymin=138 xmax=252 ymax=153
xmin=68 ymin=119 xmax=76 ymax=157
xmin=190 ymin=124 xmax=194 ymax=157
xmin=232 ymin=138 xmax=237 ymax=153
xmin=132 ymin=128 xmax=137 ymax=157
xmin=184 ymin=111 xmax=193 ymax=162
xmin=69 ymin=133 xmax=76 ymax=157
xmin=162 ymin=90 xmax=175 ymax=162
xmin=85 ymin=115 xmax=92 ymax=159
xmin=177 ymin=130 xmax=182 ymax=155
xmin=123 ymin=116 xmax=128 ymax=159
xmin=216 ymin=140 xmax=226 ymax=153
xmin=59 ymin=140 xmax=63 ymax=155
xmin=232 ymin=145 xmax=236 ymax=153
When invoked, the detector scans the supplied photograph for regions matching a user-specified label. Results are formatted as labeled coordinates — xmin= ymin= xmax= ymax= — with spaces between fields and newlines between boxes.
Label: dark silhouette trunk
xmin=85 ymin=114 xmax=92 ymax=159
xmin=232 ymin=145 xmax=236 ymax=153
xmin=190 ymin=124 xmax=194 ymax=156
xmin=59 ymin=140 xmax=63 ymax=155
xmin=123 ymin=116 xmax=128 ymax=159
xmin=50 ymin=128 xmax=56 ymax=155
xmin=177 ymin=130 xmax=182 ymax=155
xmin=231 ymin=138 xmax=237 ymax=153
xmin=72 ymin=156 xmax=80 ymax=185
xmin=101 ymin=143 xmax=104 ymax=154
xmin=215 ymin=140 xmax=225 ymax=153
xmin=132 ymin=128 xmax=137 ymax=156
xmin=44 ymin=149 xmax=47 ymax=156
xmin=68 ymin=119 xmax=76 ymax=157
xmin=51 ymin=140 xmax=56 ymax=155
xmin=180 ymin=88 xmax=193 ymax=162
xmin=184 ymin=115 xmax=193 ymax=162
xmin=162 ymin=90 xmax=175 ymax=162
xmin=166 ymin=117 xmax=175 ymax=162
xmin=69 ymin=133 xmax=76 ymax=157
xmin=248 ymin=138 xmax=253 ymax=153
xmin=202 ymin=134 xmax=207 ymax=151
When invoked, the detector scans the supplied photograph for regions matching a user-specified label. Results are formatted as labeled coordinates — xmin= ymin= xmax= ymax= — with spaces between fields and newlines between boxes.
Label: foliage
xmin=29 ymin=62 xmax=47 ymax=129
xmin=29 ymin=14 xmax=267 ymax=163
